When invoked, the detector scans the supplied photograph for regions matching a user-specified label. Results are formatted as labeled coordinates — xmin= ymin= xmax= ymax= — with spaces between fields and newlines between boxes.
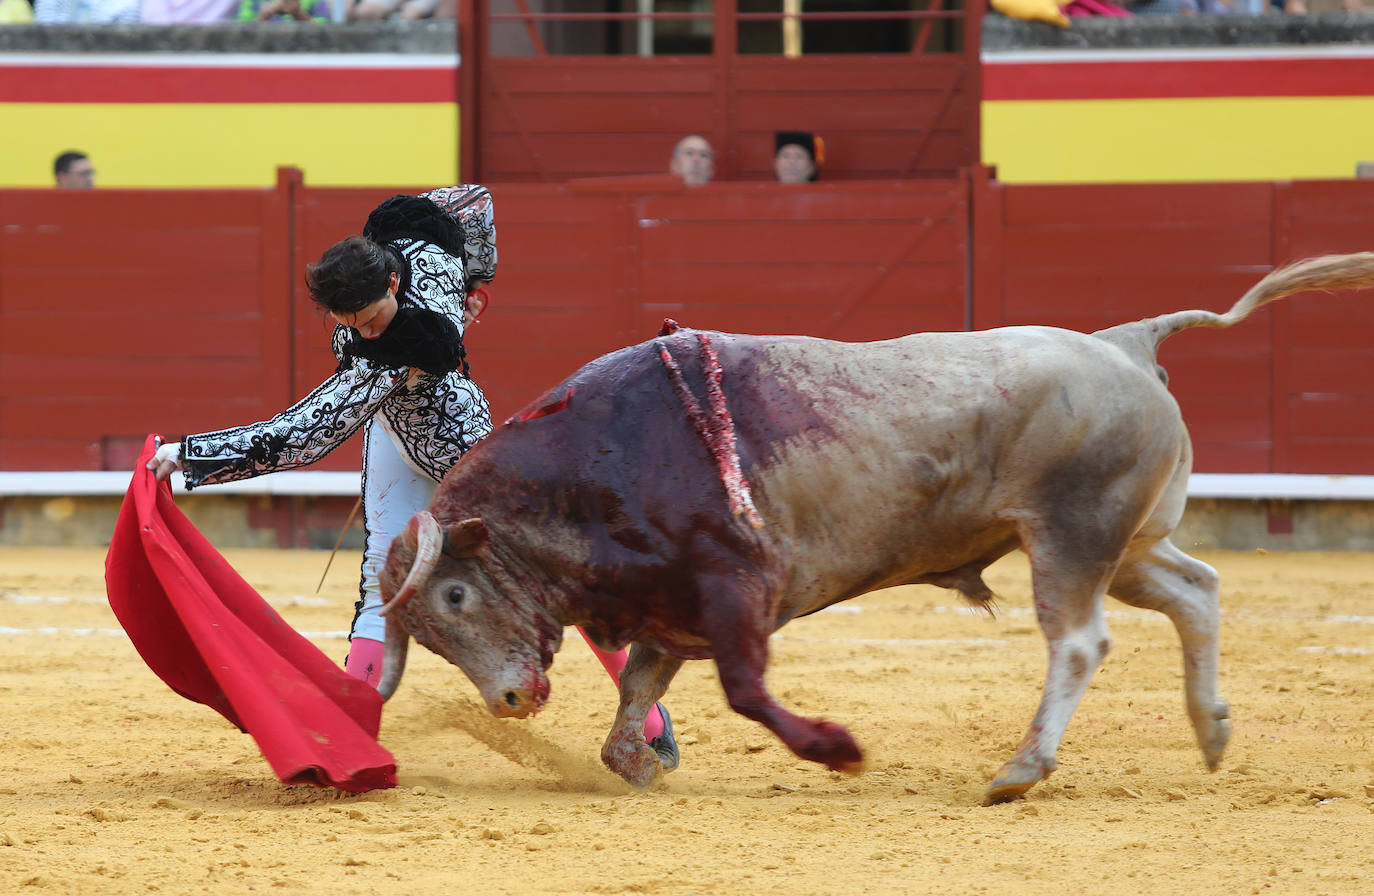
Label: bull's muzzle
xmin=492 ymin=687 xmax=542 ymax=719
xmin=490 ymin=669 xmax=550 ymax=719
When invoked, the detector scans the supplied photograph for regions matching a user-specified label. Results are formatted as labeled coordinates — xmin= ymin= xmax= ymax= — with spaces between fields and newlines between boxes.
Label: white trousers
xmin=351 ymin=417 xmax=438 ymax=643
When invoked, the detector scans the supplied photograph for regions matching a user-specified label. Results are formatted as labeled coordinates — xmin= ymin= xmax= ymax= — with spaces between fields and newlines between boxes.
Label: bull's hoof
xmin=798 ymin=719 xmax=863 ymax=770
xmin=829 ymin=757 xmax=867 ymax=777
xmin=1200 ymin=701 xmax=1231 ymax=771
xmin=649 ymin=702 xmax=680 ymax=773
xmin=982 ymin=779 xmax=1036 ymax=805
xmin=622 ymin=748 xmax=663 ymax=790
xmin=983 ymin=756 xmax=1056 ymax=805
xmin=604 ymin=741 xmax=664 ymax=790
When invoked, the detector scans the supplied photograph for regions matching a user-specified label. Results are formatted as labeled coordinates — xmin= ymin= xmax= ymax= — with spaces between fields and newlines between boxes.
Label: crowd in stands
xmin=3 ymin=0 xmax=1371 ymax=23
xmin=1116 ymin=0 xmax=1369 ymax=13
xmin=996 ymin=0 xmax=1370 ymax=18
xmin=0 ymin=0 xmax=451 ymax=22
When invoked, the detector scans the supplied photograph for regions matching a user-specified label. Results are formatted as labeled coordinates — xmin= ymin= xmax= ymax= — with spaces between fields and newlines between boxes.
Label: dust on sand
xmin=2 ymin=546 xmax=1372 ymax=895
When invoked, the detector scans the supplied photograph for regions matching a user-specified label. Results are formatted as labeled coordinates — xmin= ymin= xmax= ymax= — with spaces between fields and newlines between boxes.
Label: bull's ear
xmin=444 ymin=518 xmax=489 ymax=557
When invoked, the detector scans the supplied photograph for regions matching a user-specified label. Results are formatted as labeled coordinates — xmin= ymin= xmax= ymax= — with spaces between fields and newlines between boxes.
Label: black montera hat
xmin=774 ymin=130 xmax=817 ymax=160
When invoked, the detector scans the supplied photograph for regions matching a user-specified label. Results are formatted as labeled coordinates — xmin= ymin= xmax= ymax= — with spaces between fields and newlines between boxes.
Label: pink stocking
xmin=345 ymin=637 xmax=386 ymax=688
xmin=576 ymin=628 xmax=665 ymax=741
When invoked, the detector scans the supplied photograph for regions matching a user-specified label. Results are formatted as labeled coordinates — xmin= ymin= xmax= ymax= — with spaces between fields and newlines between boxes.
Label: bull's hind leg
xmin=985 ymin=551 xmax=1117 ymax=804
xmin=601 ymin=646 xmax=685 ymax=788
xmin=1108 ymin=537 xmax=1230 ymax=771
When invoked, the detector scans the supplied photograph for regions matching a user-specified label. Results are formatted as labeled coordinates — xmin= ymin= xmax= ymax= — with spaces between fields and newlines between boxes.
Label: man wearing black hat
xmin=773 ymin=130 xmax=822 ymax=183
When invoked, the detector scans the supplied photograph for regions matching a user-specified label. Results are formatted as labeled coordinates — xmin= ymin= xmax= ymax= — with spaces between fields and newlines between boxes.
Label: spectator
xmin=141 ymin=0 xmax=237 ymax=22
xmin=1285 ymin=0 xmax=1369 ymax=11
xmin=0 ymin=0 xmax=35 ymax=22
xmin=34 ymin=0 xmax=137 ymax=22
xmin=346 ymin=0 xmax=434 ymax=20
xmin=1061 ymin=0 xmax=1130 ymax=16
xmin=54 ymin=151 xmax=94 ymax=190
xmin=1178 ymin=0 xmax=1233 ymax=11
xmin=774 ymin=130 xmax=823 ymax=183
xmin=1119 ymin=0 xmax=1183 ymax=11
xmin=238 ymin=0 xmax=327 ymax=20
xmin=669 ymin=134 xmax=714 ymax=186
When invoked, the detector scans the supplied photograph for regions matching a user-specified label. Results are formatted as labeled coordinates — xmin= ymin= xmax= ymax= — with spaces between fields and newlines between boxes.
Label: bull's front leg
xmin=702 ymin=575 xmax=864 ymax=775
xmin=601 ymin=644 xmax=684 ymax=788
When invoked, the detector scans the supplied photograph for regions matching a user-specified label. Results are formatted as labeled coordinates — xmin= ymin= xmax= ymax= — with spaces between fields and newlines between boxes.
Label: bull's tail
xmin=1094 ymin=251 xmax=1374 ymax=360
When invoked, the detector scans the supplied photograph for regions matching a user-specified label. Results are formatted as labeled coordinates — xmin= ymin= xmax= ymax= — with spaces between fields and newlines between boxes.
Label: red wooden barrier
xmin=5 ymin=168 xmax=1374 ymax=477
xmin=0 ymin=181 xmax=293 ymax=471
xmin=969 ymin=169 xmax=1374 ymax=475
xmin=1271 ymin=180 xmax=1374 ymax=473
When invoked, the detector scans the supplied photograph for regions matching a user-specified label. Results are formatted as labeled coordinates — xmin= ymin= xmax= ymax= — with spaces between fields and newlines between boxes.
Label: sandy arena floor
xmin=1 ymin=545 xmax=1372 ymax=895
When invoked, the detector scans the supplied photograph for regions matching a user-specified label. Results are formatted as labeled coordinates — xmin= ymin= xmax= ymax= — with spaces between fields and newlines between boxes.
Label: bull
xmin=375 ymin=253 xmax=1374 ymax=803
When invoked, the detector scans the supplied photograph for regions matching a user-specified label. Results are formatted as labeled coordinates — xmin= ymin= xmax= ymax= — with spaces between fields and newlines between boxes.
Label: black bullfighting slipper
xmin=650 ymin=702 xmax=680 ymax=772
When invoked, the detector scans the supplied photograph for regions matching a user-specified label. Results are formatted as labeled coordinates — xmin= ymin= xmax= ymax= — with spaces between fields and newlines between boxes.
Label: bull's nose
xmin=493 ymin=689 xmax=536 ymax=718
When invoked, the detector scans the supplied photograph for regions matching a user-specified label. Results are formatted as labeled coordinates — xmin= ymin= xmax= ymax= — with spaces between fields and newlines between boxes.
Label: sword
xmin=316 ymin=495 xmax=363 ymax=593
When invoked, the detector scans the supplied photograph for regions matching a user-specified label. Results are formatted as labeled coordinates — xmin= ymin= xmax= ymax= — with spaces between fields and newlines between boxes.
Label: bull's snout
xmin=492 ymin=687 xmax=541 ymax=718
xmin=485 ymin=662 xmax=551 ymax=719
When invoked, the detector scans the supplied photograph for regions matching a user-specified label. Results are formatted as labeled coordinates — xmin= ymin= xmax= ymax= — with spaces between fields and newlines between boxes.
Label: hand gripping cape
xmin=104 ymin=434 xmax=396 ymax=792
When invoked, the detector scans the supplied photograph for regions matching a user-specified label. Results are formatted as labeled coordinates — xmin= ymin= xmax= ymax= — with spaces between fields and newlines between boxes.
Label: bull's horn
xmin=379 ymin=511 xmax=442 ymax=616
xmin=376 ymin=610 xmax=410 ymax=701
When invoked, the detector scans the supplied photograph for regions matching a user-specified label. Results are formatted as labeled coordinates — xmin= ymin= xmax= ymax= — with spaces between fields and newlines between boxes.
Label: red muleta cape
xmin=104 ymin=434 xmax=396 ymax=792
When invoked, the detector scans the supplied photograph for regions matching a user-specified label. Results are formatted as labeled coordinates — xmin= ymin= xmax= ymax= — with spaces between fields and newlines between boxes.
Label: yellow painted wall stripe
xmin=5 ymin=103 xmax=458 ymax=188
xmin=982 ymin=96 xmax=1374 ymax=184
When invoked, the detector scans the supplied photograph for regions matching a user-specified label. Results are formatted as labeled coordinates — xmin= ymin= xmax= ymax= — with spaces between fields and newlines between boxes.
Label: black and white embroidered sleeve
xmin=180 ymin=360 xmax=405 ymax=488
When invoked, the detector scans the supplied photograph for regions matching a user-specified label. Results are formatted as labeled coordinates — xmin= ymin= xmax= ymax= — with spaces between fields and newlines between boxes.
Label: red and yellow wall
xmin=2 ymin=54 xmax=459 ymax=188
xmin=7 ymin=47 xmax=1374 ymax=187
xmin=982 ymin=47 xmax=1374 ymax=184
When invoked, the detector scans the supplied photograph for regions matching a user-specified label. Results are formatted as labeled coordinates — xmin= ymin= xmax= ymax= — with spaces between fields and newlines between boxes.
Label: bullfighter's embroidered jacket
xmin=180 ymin=185 xmax=496 ymax=488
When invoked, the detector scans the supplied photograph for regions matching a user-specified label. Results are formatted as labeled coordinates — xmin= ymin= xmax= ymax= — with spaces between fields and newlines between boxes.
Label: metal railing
xmin=486 ymin=2 xmax=964 ymax=57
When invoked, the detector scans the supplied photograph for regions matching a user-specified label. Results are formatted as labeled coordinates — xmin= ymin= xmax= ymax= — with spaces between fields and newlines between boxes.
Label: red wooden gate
xmin=458 ymin=1 xmax=982 ymax=184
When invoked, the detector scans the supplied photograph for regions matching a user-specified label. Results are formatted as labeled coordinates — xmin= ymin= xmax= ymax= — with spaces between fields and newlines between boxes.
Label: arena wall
xmin=1 ymin=25 xmax=459 ymax=189
xmin=5 ymin=169 xmax=1373 ymax=474
xmin=5 ymin=17 xmax=1374 ymax=549
xmin=7 ymin=18 xmax=1374 ymax=190
xmin=4 ymin=167 xmax=1374 ymax=549
xmin=980 ymin=15 xmax=1374 ymax=184
xmin=13 ymin=44 xmax=1374 ymax=188
xmin=981 ymin=47 xmax=1374 ymax=184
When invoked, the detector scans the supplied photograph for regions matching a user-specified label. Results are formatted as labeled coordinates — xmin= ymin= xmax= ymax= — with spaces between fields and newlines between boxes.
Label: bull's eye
xmin=445 ymin=584 xmax=466 ymax=609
